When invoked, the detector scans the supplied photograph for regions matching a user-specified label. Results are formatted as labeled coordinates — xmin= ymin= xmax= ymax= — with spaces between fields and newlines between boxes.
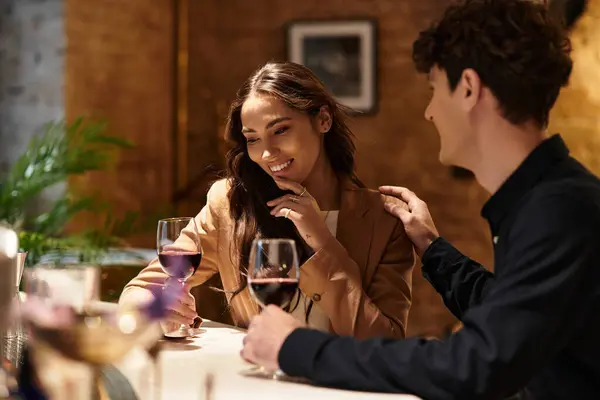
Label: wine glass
xmin=247 ymin=238 xmax=300 ymax=379
xmin=0 ymin=226 xmax=19 ymax=397
xmin=21 ymin=265 xmax=171 ymax=400
xmin=23 ymin=265 xmax=101 ymax=399
xmin=156 ymin=217 xmax=202 ymax=338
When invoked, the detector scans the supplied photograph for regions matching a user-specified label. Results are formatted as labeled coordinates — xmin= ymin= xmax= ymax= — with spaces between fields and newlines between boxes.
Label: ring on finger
xmin=284 ymin=208 xmax=291 ymax=219
xmin=299 ymin=187 xmax=307 ymax=197
xmin=290 ymin=196 xmax=300 ymax=203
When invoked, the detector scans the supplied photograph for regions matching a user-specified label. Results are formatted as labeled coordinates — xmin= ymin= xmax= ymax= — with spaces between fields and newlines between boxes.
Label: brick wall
xmin=187 ymin=0 xmax=494 ymax=337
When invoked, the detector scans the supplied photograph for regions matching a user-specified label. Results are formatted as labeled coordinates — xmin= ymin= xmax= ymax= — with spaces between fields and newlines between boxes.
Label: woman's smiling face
xmin=241 ymin=94 xmax=326 ymax=183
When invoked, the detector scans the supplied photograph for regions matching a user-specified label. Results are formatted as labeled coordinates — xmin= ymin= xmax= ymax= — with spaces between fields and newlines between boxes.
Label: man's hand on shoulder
xmin=380 ymin=186 xmax=440 ymax=258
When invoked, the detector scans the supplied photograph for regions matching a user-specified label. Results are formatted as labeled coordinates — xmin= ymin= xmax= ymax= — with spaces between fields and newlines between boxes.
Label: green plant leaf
xmin=0 ymin=118 xmax=134 ymax=225
xmin=27 ymin=195 xmax=103 ymax=236
xmin=1 ymin=117 xmax=150 ymax=267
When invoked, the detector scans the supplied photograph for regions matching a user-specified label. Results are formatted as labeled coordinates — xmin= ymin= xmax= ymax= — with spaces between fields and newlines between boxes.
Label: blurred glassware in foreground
xmin=20 ymin=264 xmax=181 ymax=400
xmin=3 ymin=252 xmax=27 ymax=371
xmin=0 ymin=226 xmax=19 ymax=398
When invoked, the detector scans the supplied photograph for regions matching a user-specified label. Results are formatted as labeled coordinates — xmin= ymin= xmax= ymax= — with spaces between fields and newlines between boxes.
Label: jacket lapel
xmin=335 ymin=182 xmax=376 ymax=282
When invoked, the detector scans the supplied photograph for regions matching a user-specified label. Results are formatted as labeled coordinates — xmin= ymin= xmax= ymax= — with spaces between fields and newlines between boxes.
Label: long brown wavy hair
xmin=224 ymin=61 xmax=362 ymax=305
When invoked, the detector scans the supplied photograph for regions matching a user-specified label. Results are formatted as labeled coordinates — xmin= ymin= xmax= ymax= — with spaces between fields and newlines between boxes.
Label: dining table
xmin=9 ymin=287 xmax=423 ymax=399
xmin=115 ymin=319 xmax=422 ymax=400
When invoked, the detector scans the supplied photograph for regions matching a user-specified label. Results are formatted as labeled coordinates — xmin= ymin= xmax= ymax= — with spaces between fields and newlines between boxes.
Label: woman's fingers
xmin=267 ymin=194 xmax=311 ymax=207
xmin=164 ymin=309 xmax=194 ymax=326
xmin=169 ymin=298 xmax=197 ymax=321
xmin=182 ymin=289 xmax=196 ymax=308
xmin=270 ymin=200 xmax=305 ymax=217
xmin=274 ymin=208 xmax=301 ymax=221
xmin=273 ymin=178 xmax=308 ymax=196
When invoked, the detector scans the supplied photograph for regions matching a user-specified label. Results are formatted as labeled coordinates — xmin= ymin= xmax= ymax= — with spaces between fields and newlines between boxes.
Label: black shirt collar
xmin=481 ymin=134 xmax=570 ymax=233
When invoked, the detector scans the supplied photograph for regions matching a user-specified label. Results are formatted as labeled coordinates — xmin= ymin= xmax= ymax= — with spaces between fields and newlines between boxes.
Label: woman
xmin=120 ymin=61 xmax=415 ymax=339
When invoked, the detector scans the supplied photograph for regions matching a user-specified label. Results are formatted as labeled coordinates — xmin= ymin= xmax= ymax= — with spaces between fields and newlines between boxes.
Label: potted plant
xmin=0 ymin=117 xmax=141 ymax=268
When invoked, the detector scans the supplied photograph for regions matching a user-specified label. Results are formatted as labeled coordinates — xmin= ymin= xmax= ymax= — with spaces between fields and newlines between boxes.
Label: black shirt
xmin=278 ymin=135 xmax=600 ymax=399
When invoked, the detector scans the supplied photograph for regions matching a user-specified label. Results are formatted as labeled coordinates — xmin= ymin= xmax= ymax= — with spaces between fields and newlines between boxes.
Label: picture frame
xmin=286 ymin=19 xmax=377 ymax=114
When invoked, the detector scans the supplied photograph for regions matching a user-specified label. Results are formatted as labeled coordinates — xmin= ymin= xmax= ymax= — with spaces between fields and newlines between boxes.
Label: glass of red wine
xmin=247 ymin=238 xmax=299 ymax=378
xmin=156 ymin=217 xmax=202 ymax=338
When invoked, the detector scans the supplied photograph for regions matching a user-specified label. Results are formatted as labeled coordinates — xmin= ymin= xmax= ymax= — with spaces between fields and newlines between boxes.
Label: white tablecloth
xmin=116 ymin=320 xmax=421 ymax=400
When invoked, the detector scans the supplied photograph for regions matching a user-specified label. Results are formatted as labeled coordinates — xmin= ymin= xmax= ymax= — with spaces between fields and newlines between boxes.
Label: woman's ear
xmin=318 ymin=106 xmax=332 ymax=134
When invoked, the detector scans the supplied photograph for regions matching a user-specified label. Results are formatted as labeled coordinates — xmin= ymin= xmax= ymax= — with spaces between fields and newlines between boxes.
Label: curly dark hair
xmin=412 ymin=0 xmax=573 ymax=129
xmin=549 ymin=0 xmax=588 ymax=29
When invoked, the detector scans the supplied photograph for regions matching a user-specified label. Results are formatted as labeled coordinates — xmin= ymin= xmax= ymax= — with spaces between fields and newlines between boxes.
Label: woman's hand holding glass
xmin=157 ymin=217 xmax=203 ymax=338
xmin=159 ymin=285 xmax=197 ymax=333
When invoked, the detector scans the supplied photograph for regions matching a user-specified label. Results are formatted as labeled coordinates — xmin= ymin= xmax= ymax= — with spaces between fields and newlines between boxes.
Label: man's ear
xmin=459 ymin=68 xmax=482 ymax=112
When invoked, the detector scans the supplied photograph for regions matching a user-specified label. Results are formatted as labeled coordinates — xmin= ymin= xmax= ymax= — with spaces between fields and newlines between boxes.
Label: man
xmin=241 ymin=0 xmax=600 ymax=398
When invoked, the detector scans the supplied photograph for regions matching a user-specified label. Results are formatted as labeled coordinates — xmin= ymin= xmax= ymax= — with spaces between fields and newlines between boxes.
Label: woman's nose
xmin=261 ymin=145 xmax=279 ymax=161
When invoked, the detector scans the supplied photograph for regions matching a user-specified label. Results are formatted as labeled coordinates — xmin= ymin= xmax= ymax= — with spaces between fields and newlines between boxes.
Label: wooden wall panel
xmin=65 ymin=0 xmax=175 ymax=247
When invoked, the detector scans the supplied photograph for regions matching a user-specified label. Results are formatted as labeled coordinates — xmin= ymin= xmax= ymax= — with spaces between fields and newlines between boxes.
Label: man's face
xmin=425 ymin=66 xmax=473 ymax=167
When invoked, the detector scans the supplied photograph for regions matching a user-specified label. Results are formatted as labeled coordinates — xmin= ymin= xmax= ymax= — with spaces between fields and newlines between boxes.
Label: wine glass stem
xmin=178 ymin=278 xmax=188 ymax=332
xmin=91 ymin=367 xmax=102 ymax=400
xmin=154 ymin=354 xmax=161 ymax=400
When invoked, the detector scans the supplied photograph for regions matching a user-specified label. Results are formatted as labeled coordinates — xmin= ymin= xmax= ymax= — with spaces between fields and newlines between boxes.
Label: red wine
xmin=158 ymin=251 xmax=202 ymax=280
xmin=250 ymin=278 xmax=298 ymax=308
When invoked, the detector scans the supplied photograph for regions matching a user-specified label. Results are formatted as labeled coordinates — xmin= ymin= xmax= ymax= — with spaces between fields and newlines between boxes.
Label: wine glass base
xmin=242 ymin=366 xmax=291 ymax=381
xmin=162 ymin=327 xmax=204 ymax=340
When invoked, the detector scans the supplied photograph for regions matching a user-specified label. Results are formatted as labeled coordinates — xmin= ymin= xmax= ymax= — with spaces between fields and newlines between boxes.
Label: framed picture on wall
xmin=286 ymin=19 xmax=377 ymax=114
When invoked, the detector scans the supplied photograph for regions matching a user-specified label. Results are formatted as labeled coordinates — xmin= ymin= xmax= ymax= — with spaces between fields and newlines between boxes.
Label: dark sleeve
xmin=278 ymin=193 xmax=597 ymax=399
xmin=422 ymin=237 xmax=495 ymax=320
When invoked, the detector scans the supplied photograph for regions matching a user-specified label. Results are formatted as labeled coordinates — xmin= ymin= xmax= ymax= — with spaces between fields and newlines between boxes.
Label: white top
xmin=289 ymin=210 xmax=339 ymax=331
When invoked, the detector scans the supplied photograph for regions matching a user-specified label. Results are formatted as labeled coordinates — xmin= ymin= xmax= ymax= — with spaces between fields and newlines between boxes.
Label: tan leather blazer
xmin=121 ymin=179 xmax=415 ymax=339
